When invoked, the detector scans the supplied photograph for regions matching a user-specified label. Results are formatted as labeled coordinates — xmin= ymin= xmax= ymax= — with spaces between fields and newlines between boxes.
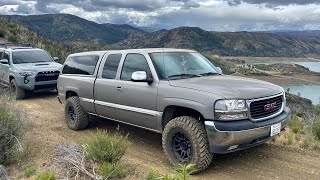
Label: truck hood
xmin=14 ymin=62 xmax=63 ymax=72
xmin=169 ymin=75 xmax=284 ymax=99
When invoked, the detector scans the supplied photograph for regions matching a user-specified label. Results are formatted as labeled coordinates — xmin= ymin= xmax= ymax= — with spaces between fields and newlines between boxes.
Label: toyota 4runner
xmin=57 ymin=48 xmax=291 ymax=173
xmin=0 ymin=43 xmax=63 ymax=99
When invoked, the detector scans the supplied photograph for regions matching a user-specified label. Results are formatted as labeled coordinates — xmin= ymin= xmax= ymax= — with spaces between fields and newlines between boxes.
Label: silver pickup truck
xmin=57 ymin=48 xmax=291 ymax=173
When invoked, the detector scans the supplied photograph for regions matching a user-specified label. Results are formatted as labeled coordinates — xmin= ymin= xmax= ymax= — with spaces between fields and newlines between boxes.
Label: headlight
xmin=19 ymin=71 xmax=35 ymax=77
xmin=215 ymin=99 xmax=248 ymax=120
xmin=283 ymin=92 xmax=287 ymax=107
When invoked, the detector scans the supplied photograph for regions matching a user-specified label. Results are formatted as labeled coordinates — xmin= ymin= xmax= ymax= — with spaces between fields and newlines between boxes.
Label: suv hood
xmin=14 ymin=62 xmax=63 ymax=72
xmin=169 ymin=75 xmax=283 ymax=99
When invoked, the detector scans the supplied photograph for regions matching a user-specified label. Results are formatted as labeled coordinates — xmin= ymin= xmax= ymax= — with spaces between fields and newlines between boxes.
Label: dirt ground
xmin=8 ymin=93 xmax=320 ymax=180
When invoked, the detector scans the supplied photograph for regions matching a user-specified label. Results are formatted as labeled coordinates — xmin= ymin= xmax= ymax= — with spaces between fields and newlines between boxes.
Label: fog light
xmin=228 ymin=145 xmax=239 ymax=151
xmin=24 ymin=79 xmax=29 ymax=84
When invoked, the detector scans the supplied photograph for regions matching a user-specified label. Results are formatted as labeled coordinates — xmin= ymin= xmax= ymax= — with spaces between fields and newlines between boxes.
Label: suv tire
xmin=162 ymin=116 xmax=213 ymax=174
xmin=10 ymin=79 xmax=25 ymax=100
xmin=65 ymin=96 xmax=89 ymax=130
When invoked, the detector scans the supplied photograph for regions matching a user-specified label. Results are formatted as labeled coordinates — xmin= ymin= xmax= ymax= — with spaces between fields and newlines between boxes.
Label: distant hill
xmin=112 ymin=27 xmax=320 ymax=57
xmin=2 ymin=14 xmax=320 ymax=57
xmin=266 ymin=30 xmax=320 ymax=37
xmin=1 ymin=14 xmax=147 ymax=45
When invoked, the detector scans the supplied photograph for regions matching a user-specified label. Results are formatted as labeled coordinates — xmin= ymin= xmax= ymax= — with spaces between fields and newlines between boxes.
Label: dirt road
xmin=14 ymin=93 xmax=320 ymax=180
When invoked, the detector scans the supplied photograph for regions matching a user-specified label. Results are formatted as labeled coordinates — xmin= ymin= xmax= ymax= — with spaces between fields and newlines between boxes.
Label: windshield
xmin=149 ymin=52 xmax=219 ymax=80
xmin=12 ymin=50 xmax=53 ymax=64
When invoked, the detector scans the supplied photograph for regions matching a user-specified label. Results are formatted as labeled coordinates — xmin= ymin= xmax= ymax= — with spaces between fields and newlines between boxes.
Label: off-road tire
xmin=65 ymin=96 xmax=89 ymax=130
xmin=162 ymin=116 xmax=213 ymax=174
xmin=10 ymin=79 xmax=25 ymax=100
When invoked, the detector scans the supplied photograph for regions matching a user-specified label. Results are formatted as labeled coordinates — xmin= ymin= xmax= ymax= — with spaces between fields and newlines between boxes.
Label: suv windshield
xmin=149 ymin=52 xmax=219 ymax=80
xmin=12 ymin=50 xmax=53 ymax=64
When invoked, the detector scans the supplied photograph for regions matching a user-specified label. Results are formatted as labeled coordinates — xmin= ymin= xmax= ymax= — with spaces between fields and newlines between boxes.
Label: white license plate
xmin=270 ymin=122 xmax=281 ymax=137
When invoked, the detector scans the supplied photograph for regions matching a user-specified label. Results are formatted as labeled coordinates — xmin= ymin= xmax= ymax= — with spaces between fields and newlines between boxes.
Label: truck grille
xmin=249 ymin=94 xmax=283 ymax=121
xmin=35 ymin=71 xmax=60 ymax=82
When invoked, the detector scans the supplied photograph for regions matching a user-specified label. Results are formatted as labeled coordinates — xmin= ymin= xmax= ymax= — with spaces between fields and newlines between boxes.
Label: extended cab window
xmin=62 ymin=55 xmax=99 ymax=75
xmin=102 ymin=54 xmax=122 ymax=79
xmin=120 ymin=54 xmax=151 ymax=81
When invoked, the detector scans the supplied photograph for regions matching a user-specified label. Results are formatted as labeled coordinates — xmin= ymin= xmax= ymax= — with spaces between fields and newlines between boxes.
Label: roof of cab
xmin=68 ymin=48 xmax=197 ymax=57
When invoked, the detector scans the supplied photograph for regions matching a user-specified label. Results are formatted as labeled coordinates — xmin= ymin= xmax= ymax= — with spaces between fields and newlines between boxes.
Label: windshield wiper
xmin=199 ymin=72 xmax=220 ymax=76
xmin=168 ymin=73 xmax=202 ymax=79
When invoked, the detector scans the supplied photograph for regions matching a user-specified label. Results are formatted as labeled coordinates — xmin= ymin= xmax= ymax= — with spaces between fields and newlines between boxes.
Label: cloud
xmin=0 ymin=0 xmax=320 ymax=32
xmin=225 ymin=0 xmax=320 ymax=7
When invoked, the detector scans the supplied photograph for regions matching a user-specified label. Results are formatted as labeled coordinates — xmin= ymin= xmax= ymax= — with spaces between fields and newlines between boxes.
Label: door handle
xmin=116 ymin=86 xmax=123 ymax=92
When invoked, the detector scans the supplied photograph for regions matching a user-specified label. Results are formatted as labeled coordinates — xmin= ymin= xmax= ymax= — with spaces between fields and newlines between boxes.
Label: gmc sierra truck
xmin=0 ymin=43 xmax=62 ymax=99
xmin=57 ymin=48 xmax=291 ymax=173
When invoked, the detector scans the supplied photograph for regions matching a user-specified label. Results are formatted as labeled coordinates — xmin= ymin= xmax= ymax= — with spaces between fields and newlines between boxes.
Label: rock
xmin=0 ymin=165 xmax=9 ymax=180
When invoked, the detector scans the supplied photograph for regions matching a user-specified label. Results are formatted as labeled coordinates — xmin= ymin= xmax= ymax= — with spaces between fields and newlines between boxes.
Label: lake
xmin=282 ymin=84 xmax=320 ymax=105
xmin=246 ymin=61 xmax=320 ymax=104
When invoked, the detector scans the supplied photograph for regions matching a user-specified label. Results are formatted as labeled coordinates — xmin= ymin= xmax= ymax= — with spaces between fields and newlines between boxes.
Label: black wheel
xmin=10 ymin=79 xmax=25 ymax=100
xmin=162 ymin=116 xmax=213 ymax=174
xmin=65 ymin=96 xmax=89 ymax=130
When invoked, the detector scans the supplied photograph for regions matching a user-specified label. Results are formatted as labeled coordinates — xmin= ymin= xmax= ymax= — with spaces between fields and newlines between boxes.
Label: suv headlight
xmin=215 ymin=99 xmax=248 ymax=120
xmin=19 ymin=71 xmax=35 ymax=77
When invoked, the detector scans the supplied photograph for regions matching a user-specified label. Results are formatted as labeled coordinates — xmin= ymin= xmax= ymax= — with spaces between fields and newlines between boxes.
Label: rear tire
xmin=65 ymin=96 xmax=89 ymax=130
xmin=162 ymin=116 xmax=213 ymax=174
xmin=10 ymin=79 xmax=25 ymax=100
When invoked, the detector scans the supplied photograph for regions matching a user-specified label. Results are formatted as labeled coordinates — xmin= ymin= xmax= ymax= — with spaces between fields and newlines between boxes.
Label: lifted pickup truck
xmin=57 ymin=48 xmax=291 ymax=173
xmin=0 ymin=43 xmax=62 ymax=99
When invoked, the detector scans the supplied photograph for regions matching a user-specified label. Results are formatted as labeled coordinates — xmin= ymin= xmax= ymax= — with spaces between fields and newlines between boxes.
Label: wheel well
xmin=162 ymin=106 xmax=204 ymax=130
xmin=9 ymin=76 xmax=14 ymax=82
xmin=66 ymin=91 xmax=78 ymax=100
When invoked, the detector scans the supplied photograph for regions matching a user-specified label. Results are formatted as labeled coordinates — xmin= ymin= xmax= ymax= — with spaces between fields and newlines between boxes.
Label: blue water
xmin=283 ymin=84 xmax=320 ymax=105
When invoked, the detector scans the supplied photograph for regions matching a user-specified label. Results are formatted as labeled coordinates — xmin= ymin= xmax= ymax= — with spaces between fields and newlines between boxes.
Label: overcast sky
xmin=0 ymin=0 xmax=320 ymax=31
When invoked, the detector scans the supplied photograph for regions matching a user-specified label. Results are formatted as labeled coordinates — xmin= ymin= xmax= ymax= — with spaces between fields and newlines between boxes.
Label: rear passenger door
xmin=94 ymin=53 xmax=122 ymax=120
xmin=114 ymin=53 xmax=158 ymax=130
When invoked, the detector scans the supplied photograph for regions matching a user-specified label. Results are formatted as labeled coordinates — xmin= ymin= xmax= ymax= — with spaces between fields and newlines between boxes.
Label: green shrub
xmin=97 ymin=162 xmax=126 ymax=179
xmin=145 ymin=164 xmax=195 ymax=180
xmin=313 ymin=119 xmax=320 ymax=140
xmin=287 ymin=134 xmax=294 ymax=145
xmin=83 ymin=130 xmax=129 ymax=164
xmin=301 ymin=140 xmax=311 ymax=149
xmin=145 ymin=169 xmax=163 ymax=180
xmin=0 ymin=96 xmax=25 ymax=165
xmin=289 ymin=116 xmax=305 ymax=134
xmin=34 ymin=172 xmax=56 ymax=180
xmin=24 ymin=166 xmax=36 ymax=178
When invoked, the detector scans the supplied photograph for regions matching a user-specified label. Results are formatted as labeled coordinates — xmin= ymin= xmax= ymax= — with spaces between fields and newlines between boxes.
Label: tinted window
xmin=12 ymin=50 xmax=53 ymax=64
xmin=62 ymin=55 xmax=99 ymax=75
xmin=3 ymin=51 xmax=9 ymax=60
xmin=102 ymin=54 xmax=122 ymax=79
xmin=120 ymin=54 xmax=150 ymax=81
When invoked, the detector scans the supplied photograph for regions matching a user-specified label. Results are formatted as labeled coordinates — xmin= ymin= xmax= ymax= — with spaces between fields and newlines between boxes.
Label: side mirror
xmin=0 ymin=59 xmax=9 ymax=64
xmin=217 ymin=67 xmax=223 ymax=74
xmin=53 ymin=57 xmax=59 ymax=62
xmin=131 ymin=71 xmax=153 ymax=83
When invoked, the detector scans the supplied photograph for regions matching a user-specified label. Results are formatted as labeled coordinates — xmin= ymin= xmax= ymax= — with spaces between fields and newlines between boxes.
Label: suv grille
xmin=249 ymin=94 xmax=283 ymax=120
xmin=35 ymin=71 xmax=60 ymax=82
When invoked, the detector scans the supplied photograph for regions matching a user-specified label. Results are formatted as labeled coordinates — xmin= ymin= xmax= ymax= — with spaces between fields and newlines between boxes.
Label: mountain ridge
xmin=1 ymin=14 xmax=320 ymax=57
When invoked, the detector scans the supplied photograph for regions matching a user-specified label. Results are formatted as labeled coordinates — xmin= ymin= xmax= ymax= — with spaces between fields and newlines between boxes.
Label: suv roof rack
xmin=0 ymin=43 xmax=35 ymax=49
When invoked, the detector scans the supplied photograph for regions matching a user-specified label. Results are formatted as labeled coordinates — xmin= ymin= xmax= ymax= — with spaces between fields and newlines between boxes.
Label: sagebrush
xmin=0 ymin=95 xmax=25 ymax=165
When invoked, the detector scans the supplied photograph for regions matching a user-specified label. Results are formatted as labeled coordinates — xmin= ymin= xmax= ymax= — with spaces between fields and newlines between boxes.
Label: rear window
xmin=62 ymin=55 xmax=99 ymax=75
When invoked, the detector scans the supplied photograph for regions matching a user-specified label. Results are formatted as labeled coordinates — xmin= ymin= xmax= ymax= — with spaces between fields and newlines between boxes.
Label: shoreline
xmin=223 ymin=56 xmax=320 ymax=63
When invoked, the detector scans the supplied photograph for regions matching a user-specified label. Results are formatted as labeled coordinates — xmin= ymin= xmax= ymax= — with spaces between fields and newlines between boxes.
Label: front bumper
xmin=15 ymin=75 xmax=57 ymax=91
xmin=205 ymin=107 xmax=291 ymax=154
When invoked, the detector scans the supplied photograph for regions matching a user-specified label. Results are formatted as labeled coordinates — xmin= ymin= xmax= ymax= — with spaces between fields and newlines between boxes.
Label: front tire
xmin=162 ymin=116 xmax=213 ymax=174
xmin=65 ymin=96 xmax=89 ymax=130
xmin=10 ymin=79 xmax=25 ymax=100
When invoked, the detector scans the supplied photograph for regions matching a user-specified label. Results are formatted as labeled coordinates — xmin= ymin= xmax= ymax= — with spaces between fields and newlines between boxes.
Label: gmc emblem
xmin=264 ymin=102 xmax=277 ymax=111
